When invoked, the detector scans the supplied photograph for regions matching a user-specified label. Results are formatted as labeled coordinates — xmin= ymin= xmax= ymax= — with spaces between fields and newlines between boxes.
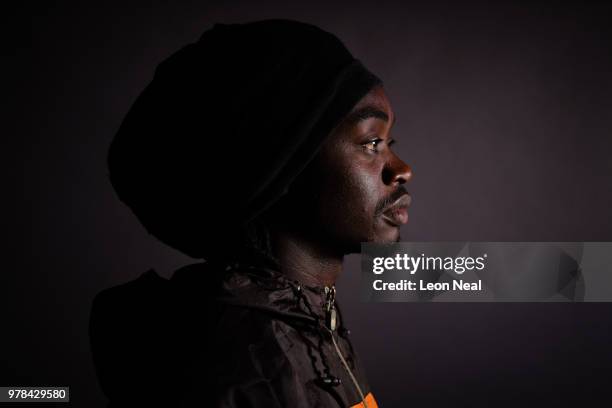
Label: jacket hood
xmin=89 ymin=262 xmax=353 ymax=406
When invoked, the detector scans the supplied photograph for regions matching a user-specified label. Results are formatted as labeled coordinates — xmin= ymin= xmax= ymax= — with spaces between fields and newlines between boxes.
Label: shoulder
xmin=186 ymin=312 xmax=318 ymax=408
xmin=205 ymin=304 xmax=298 ymax=375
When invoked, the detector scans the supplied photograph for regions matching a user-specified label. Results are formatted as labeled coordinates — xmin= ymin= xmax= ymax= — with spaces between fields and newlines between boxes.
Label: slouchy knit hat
xmin=108 ymin=19 xmax=382 ymax=258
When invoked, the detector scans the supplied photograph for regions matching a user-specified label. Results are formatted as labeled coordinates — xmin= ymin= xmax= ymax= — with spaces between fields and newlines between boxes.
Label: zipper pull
xmin=325 ymin=286 xmax=337 ymax=331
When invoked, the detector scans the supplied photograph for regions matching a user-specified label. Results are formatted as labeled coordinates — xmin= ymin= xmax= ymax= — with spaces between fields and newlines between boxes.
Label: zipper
xmin=324 ymin=286 xmax=368 ymax=408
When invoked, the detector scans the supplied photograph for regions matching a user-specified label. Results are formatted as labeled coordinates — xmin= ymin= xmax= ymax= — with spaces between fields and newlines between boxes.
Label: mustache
xmin=374 ymin=186 xmax=409 ymax=216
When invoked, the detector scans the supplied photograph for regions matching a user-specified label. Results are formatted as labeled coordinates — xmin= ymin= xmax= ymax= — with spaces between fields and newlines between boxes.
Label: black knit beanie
xmin=108 ymin=19 xmax=382 ymax=259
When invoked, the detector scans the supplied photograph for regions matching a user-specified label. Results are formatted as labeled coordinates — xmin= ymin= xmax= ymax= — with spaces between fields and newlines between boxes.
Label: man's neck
xmin=272 ymin=229 xmax=343 ymax=287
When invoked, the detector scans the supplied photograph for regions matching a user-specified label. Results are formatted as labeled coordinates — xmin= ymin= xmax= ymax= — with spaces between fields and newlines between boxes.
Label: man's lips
xmin=381 ymin=193 xmax=412 ymax=226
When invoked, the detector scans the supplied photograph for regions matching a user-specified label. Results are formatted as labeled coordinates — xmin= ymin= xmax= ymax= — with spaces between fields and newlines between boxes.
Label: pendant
xmin=326 ymin=306 xmax=337 ymax=331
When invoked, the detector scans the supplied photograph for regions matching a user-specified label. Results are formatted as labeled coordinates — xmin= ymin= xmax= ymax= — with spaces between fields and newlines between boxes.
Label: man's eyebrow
xmin=344 ymin=106 xmax=395 ymax=125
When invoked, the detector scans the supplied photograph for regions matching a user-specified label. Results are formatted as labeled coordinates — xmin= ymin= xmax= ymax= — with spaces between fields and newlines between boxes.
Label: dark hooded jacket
xmin=90 ymin=261 xmax=379 ymax=407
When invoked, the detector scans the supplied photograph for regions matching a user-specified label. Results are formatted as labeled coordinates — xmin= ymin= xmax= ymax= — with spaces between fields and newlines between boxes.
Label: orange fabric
xmin=350 ymin=392 xmax=378 ymax=408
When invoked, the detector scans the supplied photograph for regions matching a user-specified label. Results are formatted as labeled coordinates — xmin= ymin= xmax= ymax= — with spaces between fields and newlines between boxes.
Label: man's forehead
xmin=344 ymin=103 xmax=396 ymax=127
xmin=346 ymin=87 xmax=395 ymax=125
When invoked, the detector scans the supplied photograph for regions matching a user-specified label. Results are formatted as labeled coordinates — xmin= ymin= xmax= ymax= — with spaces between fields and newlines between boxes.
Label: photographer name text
xmin=372 ymin=279 xmax=482 ymax=291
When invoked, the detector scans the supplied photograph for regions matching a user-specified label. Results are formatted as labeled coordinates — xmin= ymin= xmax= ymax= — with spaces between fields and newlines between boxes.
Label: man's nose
xmin=383 ymin=152 xmax=412 ymax=185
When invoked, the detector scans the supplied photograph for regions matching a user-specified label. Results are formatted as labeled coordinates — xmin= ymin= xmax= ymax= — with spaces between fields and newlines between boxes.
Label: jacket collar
xmin=171 ymin=261 xmax=337 ymax=325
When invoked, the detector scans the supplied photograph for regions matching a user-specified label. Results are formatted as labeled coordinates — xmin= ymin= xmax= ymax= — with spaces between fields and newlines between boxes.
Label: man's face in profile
xmin=285 ymin=85 xmax=412 ymax=253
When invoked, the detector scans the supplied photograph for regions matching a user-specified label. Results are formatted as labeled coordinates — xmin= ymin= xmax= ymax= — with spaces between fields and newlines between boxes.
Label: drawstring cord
xmin=290 ymin=282 xmax=369 ymax=408
xmin=291 ymin=283 xmax=340 ymax=386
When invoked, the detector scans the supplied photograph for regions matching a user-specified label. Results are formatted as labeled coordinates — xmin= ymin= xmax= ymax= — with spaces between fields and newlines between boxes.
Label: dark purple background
xmin=6 ymin=1 xmax=612 ymax=407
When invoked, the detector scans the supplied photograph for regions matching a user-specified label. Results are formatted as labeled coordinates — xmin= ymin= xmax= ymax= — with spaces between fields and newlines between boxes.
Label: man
xmin=90 ymin=19 xmax=412 ymax=407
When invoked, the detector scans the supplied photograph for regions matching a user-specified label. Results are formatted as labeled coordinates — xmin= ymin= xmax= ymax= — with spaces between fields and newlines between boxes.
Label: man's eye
xmin=362 ymin=138 xmax=383 ymax=153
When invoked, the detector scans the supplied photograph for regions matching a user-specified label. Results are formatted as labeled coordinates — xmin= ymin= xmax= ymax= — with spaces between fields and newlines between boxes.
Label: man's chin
xmin=368 ymin=227 xmax=402 ymax=245
xmin=341 ymin=227 xmax=402 ymax=255
xmin=381 ymin=225 xmax=402 ymax=243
